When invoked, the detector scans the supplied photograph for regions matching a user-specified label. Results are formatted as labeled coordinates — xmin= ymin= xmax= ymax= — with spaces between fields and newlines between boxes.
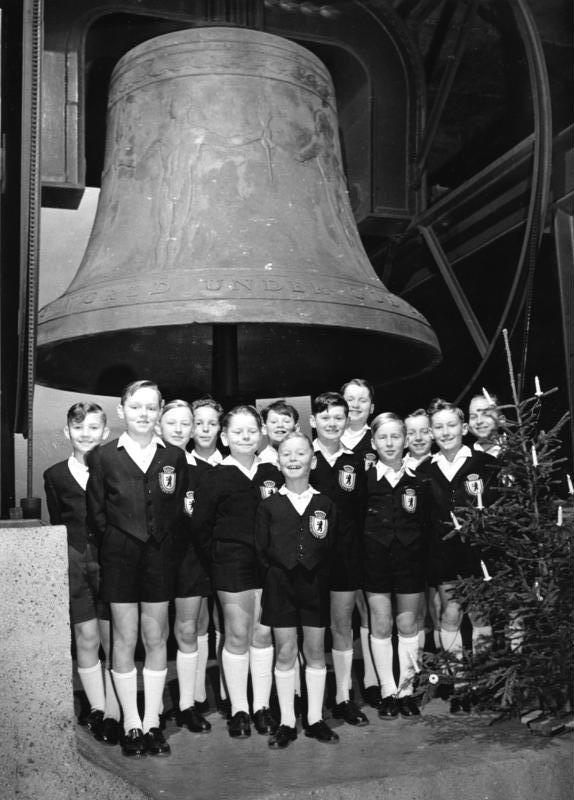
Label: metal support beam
xmin=418 ymin=223 xmax=489 ymax=356
xmin=553 ymin=209 xmax=574 ymax=455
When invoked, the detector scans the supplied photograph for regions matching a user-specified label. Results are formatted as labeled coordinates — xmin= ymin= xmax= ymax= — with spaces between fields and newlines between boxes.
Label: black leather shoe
xmin=332 ymin=700 xmax=369 ymax=726
xmin=305 ymin=719 xmax=339 ymax=743
xmin=253 ymin=707 xmax=278 ymax=735
xmin=143 ymin=727 xmax=171 ymax=756
xmin=121 ymin=728 xmax=147 ymax=757
xmin=85 ymin=709 xmax=105 ymax=740
xmin=228 ymin=711 xmax=251 ymax=738
xmin=194 ymin=699 xmax=210 ymax=715
xmin=178 ymin=705 xmax=212 ymax=733
xmin=363 ymin=685 xmax=383 ymax=708
xmin=378 ymin=695 xmax=399 ymax=719
xmin=268 ymin=724 xmax=297 ymax=749
xmin=450 ymin=693 xmax=472 ymax=714
xmin=100 ymin=717 xmax=122 ymax=745
xmin=397 ymin=696 xmax=420 ymax=717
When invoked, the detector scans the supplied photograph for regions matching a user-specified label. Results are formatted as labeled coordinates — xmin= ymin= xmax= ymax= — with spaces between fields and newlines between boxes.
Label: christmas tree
xmin=422 ymin=330 xmax=573 ymax=714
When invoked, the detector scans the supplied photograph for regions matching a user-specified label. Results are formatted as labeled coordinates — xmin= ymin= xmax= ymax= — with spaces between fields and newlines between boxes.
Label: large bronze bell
xmin=37 ymin=27 xmax=440 ymax=398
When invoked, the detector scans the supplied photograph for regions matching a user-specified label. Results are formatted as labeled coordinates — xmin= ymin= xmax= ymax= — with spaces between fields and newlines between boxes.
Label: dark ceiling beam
xmin=418 ymin=223 xmax=489 ymax=355
xmin=416 ymin=0 xmax=479 ymax=178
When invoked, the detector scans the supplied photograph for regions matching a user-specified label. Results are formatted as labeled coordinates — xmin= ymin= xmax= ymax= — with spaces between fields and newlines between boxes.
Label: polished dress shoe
xmin=228 ymin=710 xmax=251 ymax=738
xmin=363 ymin=685 xmax=383 ymax=709
xmin=253 ymin=707 xmax=278 ymax=735
xmin=143 ymin=727 xmax=171 ymax=756
xmin=85 ymin=709 xmax=105 ymax=740
xmin=100 ymin=717 xmax=122 ymax=745
xmin=332 ymin=699 xmax=369 ymax=726
xmin=178 ymin=705 xmax=211 ymax=733
xmin=304 ymin=719 xmax=339 ymax=743
xmin=397 ymin=696 xmax=420 ymax=717
xmin=378 ymin=695 xmax=399 ymax=719
xmin=121 ymin=728 xmax=147 ymax=757
xmin=268 ymin=724 xmax=297 ymax=749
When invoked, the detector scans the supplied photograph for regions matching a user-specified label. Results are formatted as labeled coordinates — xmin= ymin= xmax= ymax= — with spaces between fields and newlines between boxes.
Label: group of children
xmin=43 ymin=378 xmax=501 ymax=756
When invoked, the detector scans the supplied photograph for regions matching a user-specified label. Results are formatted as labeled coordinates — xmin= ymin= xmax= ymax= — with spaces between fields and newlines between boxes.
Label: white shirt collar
xmin=118 ymin=432 xmax=165 ymax=472
xmin=313 ymin=439 xmax=353 ymax=466
xmin=375 ymin=460 xmax=408 ymax=487
xmin=185 ymin=451 xmax=198 ymax=466
xmin=222 ymin=454 xmax=261 ymax=480
xmin=473 ymin=441 xmax=501 ymax=458
xmin=191 ymin=448 xmax=223 ymax=466
xmin=278 ymin=484 xmax=319 ymax=513
xmin=403 ymin=452 xmax=430 ymax=471
xmin=67 ymin=454 xmax=89 ymax=490
xmin=341 ymin=425 xmax=370 ymax=449
xmin=258 ymin=444 xmax=279 ymax=466
xmin=431 ymin=445 xmax=472 ymax=480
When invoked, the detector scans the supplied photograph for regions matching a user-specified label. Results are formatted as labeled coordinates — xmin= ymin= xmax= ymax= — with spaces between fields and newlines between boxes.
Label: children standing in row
xmin=192 ymin=405 xmax=283 ymax=738
xmin=364 ymin=413 xmax=430 ymax=718
xmin=86 ymin=380 xmax=189 ymax=757
xmin=43 ymin=403 xmax=121 ymax=744
xmin=159 ymin=400 xmax=212 ymax=734
xmin=416 ymin=398 xmax=498 ymax=705
xmin=310 ymin=392 xmax=369 ymax=727
xmin=256 ymin=432 xmax=339 ymax=747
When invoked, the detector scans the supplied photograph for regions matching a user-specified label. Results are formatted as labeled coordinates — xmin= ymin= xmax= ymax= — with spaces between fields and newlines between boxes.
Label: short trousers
xmin=211 ymin=540 xmax=259 ymax=593
xmin=428 ymin=534 xmax=482 ymax=585
xmin=174 ymin=536 xmax=212 ymax=599
xmin=261 ymin=564 xmax=330 ymax=628
xmin=99 ymin=528 xmax=176 ymax=603
xmin=329 ymin=539 xmax=362 ymax=591
xmin=68 ymin=543 xmax=110 ymax=624
xmin=363 ymin=536 xmax=426 ymax=594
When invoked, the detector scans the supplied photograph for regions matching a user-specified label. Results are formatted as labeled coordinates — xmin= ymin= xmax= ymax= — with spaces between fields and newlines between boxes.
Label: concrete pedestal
xmin=0 ymin=525 xmax=145 ymax=800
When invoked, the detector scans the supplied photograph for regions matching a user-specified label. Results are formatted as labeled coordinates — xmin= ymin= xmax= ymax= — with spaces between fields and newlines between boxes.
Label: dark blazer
xmin=192 ymin=461 xmax=284 ymax=555
xmin=346 ymin=429 xmax=378 ymax=473
xmin=255 ymin=492 xmax=337 ymax=574
xmin=86 ymin=439 xmax=189 ymax=544
xmin=364 ymin=468 xmax=430 ymax=546
xmin=310 ymin=449 xmax=366 ymax=553
xmin=43 ymin=460 xmax=91 ymax=551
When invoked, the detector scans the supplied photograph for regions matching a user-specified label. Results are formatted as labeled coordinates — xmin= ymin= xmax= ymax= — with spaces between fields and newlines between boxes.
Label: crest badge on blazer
xmin=309 ymin=510 xmax=328 ymax=539
xmin=159 ymin=465 xmax=176 ymax=493
xmin=364 ymin=453 xmax=377 ymax=472
xmin=184 ymin=490 xmax=195 ymax=516
xmin=464 ymin=473 xmax=484 ymax=497
xmin=402 ymin=487 xmax=417 ymax=513
xmin=339 ymin=464 xmax=356 ymax=491
xmin=260 ymin=480 xmax=278 ymax=499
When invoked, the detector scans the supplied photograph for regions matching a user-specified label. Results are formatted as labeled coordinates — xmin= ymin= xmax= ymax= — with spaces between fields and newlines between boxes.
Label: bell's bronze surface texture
xmin=37 ymin=27 xmax=440 ymax=397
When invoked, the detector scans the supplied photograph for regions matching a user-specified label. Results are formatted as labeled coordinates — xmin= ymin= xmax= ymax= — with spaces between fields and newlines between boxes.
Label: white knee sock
xmin=195 ymin=633 xmax=209 ymax=703
xmin=142 ymin=667 xmax=167 ymax=733
xmin=215 ymin=629 xmax=227 ymax=700
xmin=418 ymin=629 xmax=426 ymax=654
xmin=397 ymin=633 xmax=419 ymax=697
xmin=222 ymin=648 xmax=249 ymax=716
xmin=360 ymin=627 xmax=378 ymax=688
xmin=176 ymin=649 xmax=198 ymax=711
xmin=332 ymin=648 xmax=353 ymax=705
xmin=249 ymin=645 xmax=274 ymax=712
xmin=439 ymin=627 xmax=463 ymax=659
xmin=433 ymin=629 xmax=441 ymax=650
xmin=305 ymin=666 xmax=326 ymax=726
xmin=112 ymin=668 xmax=141 ymax=733
xmin=369 ymin=635 xmax=397 ymax=698
xmin=77 ymin=660 xmax=106 ymax=712
xmin=103 ymin=666 xmax=121 ymax=721
xmin=472 ymin=625 xmax=493 ymax=656
xmin=274 ymin=667 xmax=296 ymax=728
xmin=294 ymin=650 xmax=302 ymax=697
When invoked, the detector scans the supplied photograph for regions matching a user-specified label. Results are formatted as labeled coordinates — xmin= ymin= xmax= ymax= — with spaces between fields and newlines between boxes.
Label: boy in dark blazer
xmin=44 ymin=402 xmax=121 ymax=744
xmin=256 ymin=432 xmax=339 ymax=747
xmin=86 ymin=380 xmax=189 ymax=757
